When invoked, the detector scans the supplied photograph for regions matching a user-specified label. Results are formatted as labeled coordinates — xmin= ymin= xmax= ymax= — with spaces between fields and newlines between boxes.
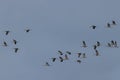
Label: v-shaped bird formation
xmin=43 ymin=20 xmax=119 ymax=66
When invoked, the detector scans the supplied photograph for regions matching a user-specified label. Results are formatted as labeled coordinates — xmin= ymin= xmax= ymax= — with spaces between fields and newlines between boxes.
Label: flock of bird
xmin=1 ymin=28 xmax=30 ymax=53
xmin=43 ymin=20 xmax=119 ymax=66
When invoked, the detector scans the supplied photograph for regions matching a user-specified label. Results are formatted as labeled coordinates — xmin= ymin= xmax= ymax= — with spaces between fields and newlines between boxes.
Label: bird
xmin=82 ymin=53 xmax=86 ymax=58
xmin=112 ymin=20 xmax=116 ymax=25
xmin=111 ymin=40 xmax=115 ymax=46
xmin=93 ymin=45 xmax=97 ymax=50
xmin=3 ymin=41 xmax=7 ymax=47
xmin=107 ymin=23 xmax=111 ymax=28
xmin=59 ymin=56 xmax=64 ymax=62
xmin=76 ymin=60 xmax=81 ymax=63
xmin=45 ymin=62 xmax=50 ymax=66
xmin=13 ymin=39 xmax=17 ymax=45
xmin=14 ymin=48 xmax=19 ymax=53
xmin=95 ymin=50 xmax=100 ymax=56
xmin=51 ymin=58 xmax=56 ymax=62
xmin=5 ymin=30 xmax=10 ymax=35
xmin=82 ymin=41 xmax=87 ymax=47
xmin=77 ymin=53 xmax=82 ymax=58
xmin=107 ymin=43 xmax=112 ymax=47
xmin=96 ymin=41 xmax=100 ymax=46
xmin=66 ymin=51 xmax=71 ymax=55
xmin=64 ymin=54 xmax=69 ymax=60
xmin=90 ymin=25 xmax=96 ymax=29
xmin=58 ymin=50 xmax=63 ymax=55
xmin=114 ymin=41 xmax=118 ymax=47
xmin=25 ymin=29 xmax=30 ymax=33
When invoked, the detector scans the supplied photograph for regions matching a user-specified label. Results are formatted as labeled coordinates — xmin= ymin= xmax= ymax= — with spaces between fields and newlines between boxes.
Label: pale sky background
xmin=0 ymin=0 xmax=120 ymax=80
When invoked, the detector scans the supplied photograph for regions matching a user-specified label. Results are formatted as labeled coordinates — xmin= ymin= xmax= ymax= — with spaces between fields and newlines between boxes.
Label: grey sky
xmin=0 ymin=0 xmax=120 ymax=80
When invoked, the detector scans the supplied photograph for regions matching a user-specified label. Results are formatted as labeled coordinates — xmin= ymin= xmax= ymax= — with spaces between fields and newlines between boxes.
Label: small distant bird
xmin=58 ymin=50 xmax=63 ymax=55
xmin=5 ymin=30 xmax=10 ymax=35
xmin=13 ymin=39 xmax=17 ymax=45
xmin=112 ymin=20 xmax=116 ymax=25
xmin=114 ymin=41 xmax=118 ymax=47
xmin=107 ymin=43 xmax=112 ymax=47
xmin=111 ymin=40 xmax=114 ymax=46
xmin=25 ymin=29 xmax=30 ymax=33
xmin=77 ymin=53 xmax=82 ymax=58
xmin=3 ymin=41 xmax=7 ymax=46
xmin=77 ymin=60 xmax=81 ymax=63
xmin=51 ymin=58 xmax=56 ymax=62
xmin=64 ymin=54 xmax=69 ymax=60
xmin=93 ymin=45 xmax=97 ymax=50
xmin=90 ymin=25 xmax=96 ymax=29
xmin=82 ymin=53 xmax=86 ymax=58
xmin=14 ymin=48 xmax=19 ymax=53
xmin=107 ymin=23 xmax=111 ymax=28
xmin=82 ymin=41 xmax=87 ymax=47
xmin=59 ymin=56 xmax=64 ymax=62
xmin=96 ymin=41 xmax=100 ymax=46
xmin=95 ymin=50 xmax=100 ymax=56
xmin=45 ymin=62 xmax=50 ymax=66
xmin=66 ymin=51 xmax=71 ymax=55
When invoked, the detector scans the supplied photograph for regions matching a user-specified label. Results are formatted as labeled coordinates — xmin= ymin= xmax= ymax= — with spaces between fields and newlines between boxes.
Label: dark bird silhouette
xmin=25 ymin=29 xmax=30 ymax=33
xmin=82 ymin=41 xmax=87 ymax=47
xmin=107 ymin=43 xmax=112 ymax=47
xmin=66 ymin=51 xmax=71 ymax=55
xmin=90 ymin=25 xmax=96 ymax=29
xmin=59 ymin=57 xmax=64 ymax=62
xmin=107 ymin=23 xmax=111 ymax=28
xmin=13 ymin=39 xmax=17 ymax=45
xmin=77 ymin=60 xmax=81 ymax=63
xmin=96 ymin=41 xmax=100 ymax=46
xmin=114 ymin=41 xmax=118 ymax=47
xmin=95 ymin=50 xmax=100 ymax=56
xmin=111 ymin=40 xmax=114 ymax=46
xmin=77 ymin=53 xmax=82 ymax=58
xmin=51 ymin=58 xmax=56 ymax=62
xmin=58 ymin=50 xmax=63 ymax=55
xmin=82 ymin=53 xmax=86 ymax=58
xmin=45 ymin=62 xmax=50 ymax=66
xmin=64 ymin=54 xmax=69 ymax=60
xmin=14 ymin=48 xmax=19 ymax=53
xmin=5 ymin=30 xmax=10 ymax=35
xmin=112 ymin=20 xmax=116 ymax=25
xmin=3 ymin=41 xmax=7 ymax=46
xmin=93 ymin=45 xmax=97 ymax=50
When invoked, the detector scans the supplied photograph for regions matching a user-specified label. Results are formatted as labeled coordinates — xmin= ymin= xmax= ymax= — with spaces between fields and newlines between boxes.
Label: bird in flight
xmin=14 ymin=48 xmax=19 ymax=53
xmin=66 ymin=51 xmax=71 ymax=55
xmin=107 ymin=23 xmax=111 ymax=28
xmin=90 ymin=25 xmax=96 ymax=29
xmin=59 ymin=56 xmax=64 ymax=62
xmin=45 ymin=62 xmax=50 ymax=66
xmin=13 ymin=39 xmax=17 ymax=45
xmin=51 ymin=58 xmax=56 ymax=62
xmin=25 ymin=29 xmax=30 ymax=33
xmin=3 ymin=41 xmax=8 ymax=47
xmin=95 ymin=50 xmax=100 ymax=56
xmin=112 ymin=20 xmax=116 ymax=25
xmin=76 ymin=60 xmax=81 ymax=64
xmin=58 ymin=50 xmax=63 ymax=55
xmin=5 ymin=30 xmax=10 ymax=35
xmin=82 ymin=41 xmax=87 ymax=47
xmin=77 ymin=53 xmax=82 ymax=58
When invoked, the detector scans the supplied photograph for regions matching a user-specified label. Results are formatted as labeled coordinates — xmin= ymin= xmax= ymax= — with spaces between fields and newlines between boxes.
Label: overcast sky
xmin=0 ymin=0 xmax=120 ymax=80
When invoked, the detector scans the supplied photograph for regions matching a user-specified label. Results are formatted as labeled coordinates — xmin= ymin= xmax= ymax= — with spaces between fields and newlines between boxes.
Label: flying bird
xmin=13 ymin=39 xmax=17 ymax=45
xmin=76 ymin=60 xmax=81 ymax=63
xmin=77 ymin=53 xmax=82 ymax=58
xmin=96 ymin=41 xmax=100 ymax=46
xmin=95 ymin=50 xmax=100 ymax=56
xmin=93 ymin=45 xmax=97 ymax=50
xmin=14 ymin=48 xmax=19 ymax=53
xmin=82 ymin=53 xmax=86 ymax=58
xmin=45 ymin=62 xmax=50 ymax=66
xmin=25 ymin=29 xmax=30 ymax=33
xmin=112 ymin=20 xmax=116 ymax=25
xmin=51 ymin=58 xmax=56 ymax=62
xmin=107 ymin=23 xmax=111 ymax=28
xmin=114 ymin=41 xmax=118 ymax=47
xmin=90 ymin=25 xmax=96 ymax=29
xmin=66 ymin=51 xmax=71 ymax=55
xmin=3 ymin=41 xmax=7 ymax=46
xmin=59 ymin=56 xmax=64 ymax=62
xmin=64 ymin=54 xmax=69 ymax=60
xmin=5 ymin=30 xmax=10 ymax=35
xmin=58 ymin=50 xmax=63 ymax=55
xmin=82 ymin=41 xmax=87 ymax=47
